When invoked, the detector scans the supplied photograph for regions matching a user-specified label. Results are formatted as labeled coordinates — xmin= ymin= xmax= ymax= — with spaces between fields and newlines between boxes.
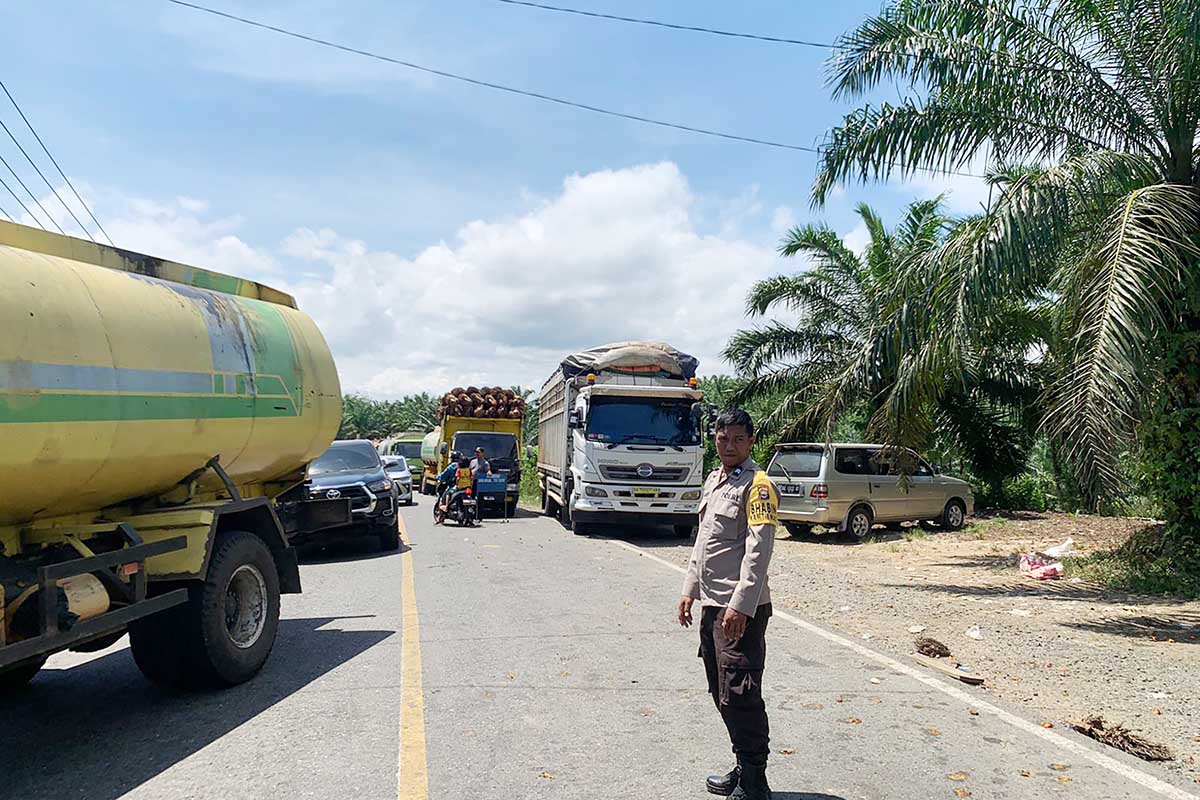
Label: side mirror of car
xmin=568 ymin=411 xmax=581 ymax=429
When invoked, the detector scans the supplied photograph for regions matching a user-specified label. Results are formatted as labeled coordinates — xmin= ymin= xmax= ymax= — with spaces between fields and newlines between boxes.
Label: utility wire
xmin=162 ymin=0 xmax=986 ymax=180
xmin=0 ymin=201 xmax=12 ymax=222
xmin=0 ymin=80 xmax=113 ymax=245
xmin=0 ymin=170 xmax=43 ymax=230
xmin=0 ymin=150 xmax=64 ymax=233
xmin=492 ymin=0 xmax=836 ymax=49
xmin=0 ymin=116 xmax=94 ymax=241
xmin=165 ymin=0 xmax=813 ymax=153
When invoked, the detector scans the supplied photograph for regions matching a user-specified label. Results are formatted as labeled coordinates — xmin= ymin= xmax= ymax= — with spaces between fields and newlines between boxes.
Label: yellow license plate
xmin=632 ymin=487 xmax=658 ymax=497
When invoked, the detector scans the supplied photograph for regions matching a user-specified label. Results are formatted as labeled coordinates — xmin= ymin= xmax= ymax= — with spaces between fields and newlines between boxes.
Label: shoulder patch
xmin=747 ymin=472 xmax=778 ymax=527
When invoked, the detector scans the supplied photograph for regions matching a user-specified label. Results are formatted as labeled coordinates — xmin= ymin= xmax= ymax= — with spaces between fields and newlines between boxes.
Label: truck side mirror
xmin=690 ymin=402 xmax=704 ymax=421
xmin=440 ymin=443 xmax=448 ymax=456
xmin=525 ymin=444 xmax=535 ymax=459
xmin=568 ymin=411 xmax=581 ymax=429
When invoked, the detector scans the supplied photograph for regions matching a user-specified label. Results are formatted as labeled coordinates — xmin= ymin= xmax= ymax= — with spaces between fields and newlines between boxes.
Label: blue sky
xmin=2 ymin=1 xmax=989 ymax=395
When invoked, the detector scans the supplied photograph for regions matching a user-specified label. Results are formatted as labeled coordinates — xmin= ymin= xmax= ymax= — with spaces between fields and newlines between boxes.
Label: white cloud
xmin=63 ymin=162 xmax=781 ymax=397
xmin=842 ymin=220 xmax=871 ymax=257
xmin=896 ymin=156 xmax=993 ymax=215
xmin=770 ymin=206 xmax=796 ymax=235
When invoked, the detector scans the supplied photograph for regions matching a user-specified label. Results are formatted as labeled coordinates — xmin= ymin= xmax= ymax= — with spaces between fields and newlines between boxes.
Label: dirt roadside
xmin=658 ymin=511 xmax=1200 ymax=783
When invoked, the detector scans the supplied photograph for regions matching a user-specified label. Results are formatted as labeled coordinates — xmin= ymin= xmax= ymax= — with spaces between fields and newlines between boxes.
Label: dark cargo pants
xmin=699 ymin=603 xmax=771 ymax=762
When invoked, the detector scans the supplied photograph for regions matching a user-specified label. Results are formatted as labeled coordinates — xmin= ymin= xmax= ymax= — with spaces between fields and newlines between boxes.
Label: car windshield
xmin=453 ymin=433 xmax=517 ymax=462
xmin=584 ymin=397 xmax=700 ymax=446
xmin=310 ymin=443 xmax=381 ymax=475
xmin=768 ymin=449 xmax=823 ymax=478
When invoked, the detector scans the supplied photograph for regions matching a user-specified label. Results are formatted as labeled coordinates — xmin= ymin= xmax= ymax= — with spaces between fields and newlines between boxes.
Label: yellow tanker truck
xmin=0 ymin=220 xmax=345 ymax=690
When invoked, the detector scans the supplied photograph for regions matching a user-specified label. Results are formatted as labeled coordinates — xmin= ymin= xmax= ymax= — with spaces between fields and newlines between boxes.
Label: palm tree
xmin=726 ymin=200 xmax=1042 ymax=492
xmin=815 ymin=1 xmax=1200 ymax=539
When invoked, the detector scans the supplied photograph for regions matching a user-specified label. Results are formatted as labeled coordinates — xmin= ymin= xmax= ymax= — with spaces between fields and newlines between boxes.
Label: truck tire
xmin=0 ymin=656 xmax=47 ymax=692
xmin=378 ymin=515 xmax=401 ymax=551
xmin=559 ymin=481 xmax=573 ymax=528
xmin=571 ymin=518 xmax=590 ymax=536
xmin=541 ymin=486 xmax=557 ymax=517
xmin=130 ymin=531 xmax=281 ymax=689
xmin=673 ymin=524 xmax=695 ymax=539
xmin=506 ymin=499 xmax=519 ymax=517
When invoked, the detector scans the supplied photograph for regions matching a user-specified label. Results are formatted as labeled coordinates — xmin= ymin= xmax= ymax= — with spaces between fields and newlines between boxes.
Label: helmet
xmin=450 ymin=450 xmax=462 ymax=462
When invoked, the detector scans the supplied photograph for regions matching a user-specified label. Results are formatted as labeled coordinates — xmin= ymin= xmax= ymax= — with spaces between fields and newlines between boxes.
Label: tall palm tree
xmin=814 ymin=1 xmax=1200 ymax=532
xmin=726 ymin=200 xmax=1042 ymax=490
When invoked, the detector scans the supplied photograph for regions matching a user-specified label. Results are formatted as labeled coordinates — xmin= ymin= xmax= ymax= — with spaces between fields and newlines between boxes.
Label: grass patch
xmin=1065 ymin=524 xmax=1200 ymax=599
xmin=902 ymin=527 xmax=930 ymax=542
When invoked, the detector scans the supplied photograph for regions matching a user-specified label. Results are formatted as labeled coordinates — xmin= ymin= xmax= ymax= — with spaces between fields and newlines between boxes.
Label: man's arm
xmin=727 ymin=477 xmax=778 ymax=618
xmin=680 ymin=530 xmax=703 ymax=601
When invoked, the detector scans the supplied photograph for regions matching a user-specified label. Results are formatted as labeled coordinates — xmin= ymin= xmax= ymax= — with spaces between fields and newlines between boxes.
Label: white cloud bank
xmin=65 ymin=162 xmax=783 ymax=397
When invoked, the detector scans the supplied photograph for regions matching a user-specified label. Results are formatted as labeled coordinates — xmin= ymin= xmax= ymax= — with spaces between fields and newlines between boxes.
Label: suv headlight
xmin=681 ymin=489 xmax=701 ymax=500
xmin=584 ymin=486 xmax=608 ymax=498
xmin=367 ymin=479 xmax=393 ymax=493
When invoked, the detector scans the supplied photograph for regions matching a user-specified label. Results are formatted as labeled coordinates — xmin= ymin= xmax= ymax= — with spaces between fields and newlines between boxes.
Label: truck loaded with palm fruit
xmin=420 ymin=387 xmax=525 ymax=515
xmin=0 ymin=220 xmax=346 ymax=691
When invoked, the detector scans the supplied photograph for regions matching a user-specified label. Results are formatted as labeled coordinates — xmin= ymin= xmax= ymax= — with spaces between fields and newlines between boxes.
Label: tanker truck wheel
xmin=0 ymin=656 xmax=47 ymax=692
xmin=130 ymin=531 xmax=280 ymax=689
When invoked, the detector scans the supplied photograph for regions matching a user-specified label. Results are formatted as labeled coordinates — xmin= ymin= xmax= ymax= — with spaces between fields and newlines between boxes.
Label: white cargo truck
xmin=537 ymin=342 xmax=706 ymax=537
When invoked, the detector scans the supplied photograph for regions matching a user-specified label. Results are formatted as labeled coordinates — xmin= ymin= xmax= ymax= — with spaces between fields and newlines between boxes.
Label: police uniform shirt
xmin=681 ymin=459 xmax=779 ymax=617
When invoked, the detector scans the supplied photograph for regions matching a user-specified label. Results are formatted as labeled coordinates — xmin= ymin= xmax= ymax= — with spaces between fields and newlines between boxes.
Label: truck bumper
xmin=571 ymin=510 xmax=699 ymax=528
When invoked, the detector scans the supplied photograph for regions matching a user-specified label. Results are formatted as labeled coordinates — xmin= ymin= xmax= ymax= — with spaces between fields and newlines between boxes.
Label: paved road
xmin=3 ymin=500 xmax=1197 ymax=800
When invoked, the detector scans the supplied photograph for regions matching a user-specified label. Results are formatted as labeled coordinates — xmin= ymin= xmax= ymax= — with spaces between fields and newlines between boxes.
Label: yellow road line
xmin=397 ymin=515 xmax=429 ymax=800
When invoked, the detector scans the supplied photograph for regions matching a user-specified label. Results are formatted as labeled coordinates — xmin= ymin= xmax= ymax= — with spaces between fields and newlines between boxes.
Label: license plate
xmin=632 ymin=487 xmax=658 ymax=497
xmin=780 ymin=483 xmax=804 ymax=495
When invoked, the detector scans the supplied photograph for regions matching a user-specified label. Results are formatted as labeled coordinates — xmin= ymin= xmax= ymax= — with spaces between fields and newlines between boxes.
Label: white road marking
xmin=609 ymin=538 xmax=1199 ymax=800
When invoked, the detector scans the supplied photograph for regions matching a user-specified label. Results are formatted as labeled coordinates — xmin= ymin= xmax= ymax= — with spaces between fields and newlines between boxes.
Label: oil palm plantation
xmin=815 ymin=0 xmax=1200 ymax=552
xmin=726 ymin=200 xmax=1043 ymax=491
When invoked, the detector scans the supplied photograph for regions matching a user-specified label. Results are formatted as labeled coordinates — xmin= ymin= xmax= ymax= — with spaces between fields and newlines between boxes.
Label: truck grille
xmin=599 ymin=465 xmax=689 ymax=483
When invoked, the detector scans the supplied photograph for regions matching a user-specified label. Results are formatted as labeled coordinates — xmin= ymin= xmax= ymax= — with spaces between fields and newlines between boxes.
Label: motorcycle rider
xmin=436 ymin=453 xmax=474 ymax=519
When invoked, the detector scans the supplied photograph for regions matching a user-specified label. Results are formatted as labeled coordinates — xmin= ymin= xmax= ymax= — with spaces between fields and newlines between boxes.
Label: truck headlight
xmin=681 ymin=489 xmax=701 ymax=500
xmin=367 ymin=479 xmax=393 ymax=493
xmin=584 ymin=486 xmax=608 ymax=498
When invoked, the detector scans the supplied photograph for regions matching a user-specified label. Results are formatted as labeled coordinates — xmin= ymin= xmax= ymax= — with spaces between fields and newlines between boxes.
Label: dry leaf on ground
xmin=954 ymin=790 xmax=972 ymax=798
xmin=538 ymin=772 xmax=555 ymax=780
xmin=948 ymin=772 xmax=968 ymax=781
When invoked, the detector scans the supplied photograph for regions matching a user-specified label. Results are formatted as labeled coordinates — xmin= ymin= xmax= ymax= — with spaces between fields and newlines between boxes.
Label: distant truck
xmin=537 ymin=342 xmax=705 ymax=537
xmin=419 ymin=387 xmax=525 ymax=515
xmin=379 ymin=431 xmax=425 ymax=464
xmin=0 ymin=221 xmax=346 ymax=691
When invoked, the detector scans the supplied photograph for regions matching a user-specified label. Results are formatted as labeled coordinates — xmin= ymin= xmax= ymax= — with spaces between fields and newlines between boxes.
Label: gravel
xmin=655 ymin=511 xmax=1200 ymax=782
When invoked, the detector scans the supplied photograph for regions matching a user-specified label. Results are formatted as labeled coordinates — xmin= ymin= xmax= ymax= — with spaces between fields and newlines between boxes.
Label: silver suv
xmin=766 ymin=443 xmax=974 ymax=540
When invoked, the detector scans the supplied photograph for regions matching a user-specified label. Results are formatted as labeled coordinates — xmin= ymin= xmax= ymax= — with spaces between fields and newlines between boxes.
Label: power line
xmin=492 ymin=0 xmax=836 ymax=50
xmin=165 ymin=0 xmax=813 ymax=152
xmin=0 ymin=116 xmax=94 ymax=241
xmin=162 ymin=0 xmax=985 ymax=181
xmin=0 ymin=150 xmax=64 ymax=234
xmin=0 ymin=201 xmax=12 ymax=222
xmin=0 ymin=170 xmax=43 ymax=230
xmin=0 ymin=80 xmax=113 ymax=245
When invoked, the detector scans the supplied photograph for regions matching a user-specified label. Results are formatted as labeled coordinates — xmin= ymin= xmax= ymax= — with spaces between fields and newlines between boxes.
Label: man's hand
xmin=677 ymin=597 xmax=695 ymax=628
xmin=721 ymin=607 xmax=748 ymax=640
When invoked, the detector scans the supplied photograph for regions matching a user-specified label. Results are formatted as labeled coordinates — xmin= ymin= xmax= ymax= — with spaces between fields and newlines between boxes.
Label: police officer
xmin=677 ymin=408 xmax=778 ymax=799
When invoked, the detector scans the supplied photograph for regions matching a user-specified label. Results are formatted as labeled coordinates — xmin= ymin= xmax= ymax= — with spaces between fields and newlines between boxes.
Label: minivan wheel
xmin=846 ymin=506 xmax=873 ymax=541
xmin=941 ymin=499 xmax=967 ymax=531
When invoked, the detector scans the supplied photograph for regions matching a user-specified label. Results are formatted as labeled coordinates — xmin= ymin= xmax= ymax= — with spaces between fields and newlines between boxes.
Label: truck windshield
xmin=453 ymin=433 xmax=518 ymax=463
xmin=394 ymin=441 xmax=422 ymax=460
xmin=585 ymin=397 xmax=700 ymax=446
xmin=310 ymin=443 xmax=381 ymax=475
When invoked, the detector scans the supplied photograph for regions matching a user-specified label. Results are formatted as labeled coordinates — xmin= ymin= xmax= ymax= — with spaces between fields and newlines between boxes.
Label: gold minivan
xmin=766 ymin=443 xmax=974 ymax=540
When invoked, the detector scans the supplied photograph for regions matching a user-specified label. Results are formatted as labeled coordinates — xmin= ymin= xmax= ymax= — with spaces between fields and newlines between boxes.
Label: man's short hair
xmin=475 ymin=447 xmax=485 ymax=453
xmin=715 ymin=408 xmax=755 ymax=437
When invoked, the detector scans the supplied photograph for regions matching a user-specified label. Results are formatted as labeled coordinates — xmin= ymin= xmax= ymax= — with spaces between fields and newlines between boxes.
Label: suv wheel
xmin=941 ymin=499 xmax=967 ymax=531
xmin=846 ymin=506 xmax=873 ymax=541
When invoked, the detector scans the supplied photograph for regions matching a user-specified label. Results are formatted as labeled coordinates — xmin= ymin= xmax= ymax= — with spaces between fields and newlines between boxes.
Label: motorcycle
xmin=433 ymin=484 xmax=478 ymax=527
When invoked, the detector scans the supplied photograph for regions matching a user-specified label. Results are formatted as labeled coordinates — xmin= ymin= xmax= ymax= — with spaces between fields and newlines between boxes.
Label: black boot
xmin=729 ymin=759 xmax=771 ymax=800
xmin=705 ymin=765 xmax=739 ymax=796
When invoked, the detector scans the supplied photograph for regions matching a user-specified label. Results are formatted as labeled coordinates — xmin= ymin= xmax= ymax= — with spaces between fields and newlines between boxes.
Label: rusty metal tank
xmin=0 ymin=220 xmax=342 ymax=526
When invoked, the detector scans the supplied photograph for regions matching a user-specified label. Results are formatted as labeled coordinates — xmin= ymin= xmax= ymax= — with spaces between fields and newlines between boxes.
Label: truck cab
xmin=568 ymin=384 xmax=704 ymax=534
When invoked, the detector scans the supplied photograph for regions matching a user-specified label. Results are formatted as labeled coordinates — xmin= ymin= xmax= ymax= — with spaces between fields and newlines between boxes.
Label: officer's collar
xmin=720 ymin=458 xmax=757 ymax=480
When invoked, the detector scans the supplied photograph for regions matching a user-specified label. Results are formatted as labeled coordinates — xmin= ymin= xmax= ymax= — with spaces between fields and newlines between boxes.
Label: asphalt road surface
xmin=3 ymin=500 xmax=1197 ymax=800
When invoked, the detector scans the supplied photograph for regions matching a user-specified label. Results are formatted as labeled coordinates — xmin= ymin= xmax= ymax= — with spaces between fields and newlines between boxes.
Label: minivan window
xmin=834 ymin=448 xmax=874 ymax=475
xmin=768 ymin=449 xmax=823 ymax=478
